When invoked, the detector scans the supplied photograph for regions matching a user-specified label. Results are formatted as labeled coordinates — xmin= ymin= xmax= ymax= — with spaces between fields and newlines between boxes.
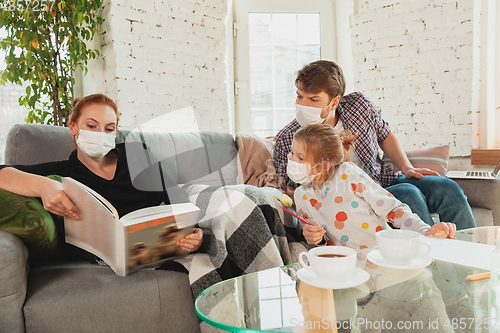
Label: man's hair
xmin=295 ymin=60 xmax=346 ymax=100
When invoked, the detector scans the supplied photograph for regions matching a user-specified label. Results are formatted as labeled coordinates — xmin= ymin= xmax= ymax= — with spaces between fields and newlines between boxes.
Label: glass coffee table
xmin=196 ymin=227 xmax=498 ymax=332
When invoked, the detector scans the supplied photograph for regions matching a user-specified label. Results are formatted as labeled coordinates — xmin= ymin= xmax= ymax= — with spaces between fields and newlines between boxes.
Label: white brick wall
xmin=92 ymin=0 xmax=479 ymax=164
xmin=97 ymin=0 xmax=230 ymax=133
xmin=349 ymin=0 xmax=475 ymax=157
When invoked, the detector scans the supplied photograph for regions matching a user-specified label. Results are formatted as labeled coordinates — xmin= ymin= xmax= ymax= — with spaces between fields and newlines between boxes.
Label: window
xmin=0 ymin=28 xmax=27 ymax=164
xmin=256 ymin=268 xmax=302 ymax=330
xmin=233 ymin=0 xmax=334 ymax=137
xmin=474 ymin=0 xmax=500 ymax=149
xmin=470 ymin=0 xmax=500 ymax=163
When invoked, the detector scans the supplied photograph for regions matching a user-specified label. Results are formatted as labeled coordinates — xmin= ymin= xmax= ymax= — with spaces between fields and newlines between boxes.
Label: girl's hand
xmin=302 ymin=219 xmax=326 ymax=245
xmin=177 ymin=228 xmax=204 ymax=252
xmin=425 ymin=222 xmax=456 ymax=239
xmin=40 ymin=178 xmax=79 ymax=219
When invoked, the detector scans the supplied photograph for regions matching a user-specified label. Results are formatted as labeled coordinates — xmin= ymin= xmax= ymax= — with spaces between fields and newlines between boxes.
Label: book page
xmin=123 ymin=202 xmax=200 ymax=274
xmin=64 ymin=177 xmax=118 ymax=219
xmin=120 ymin=202 xmax=199 ymax=228
xmin=62 ymin=177 xmax=119 ymax=272
xmin=424 ymin=237 xmax=494 ymax=270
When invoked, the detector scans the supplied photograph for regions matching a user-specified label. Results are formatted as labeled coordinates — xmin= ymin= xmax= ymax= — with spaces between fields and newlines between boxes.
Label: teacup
xmin=299 ymin=246 xmax=356 ymax=282
xmin=376 ymin=230 xmax=431 ymax=265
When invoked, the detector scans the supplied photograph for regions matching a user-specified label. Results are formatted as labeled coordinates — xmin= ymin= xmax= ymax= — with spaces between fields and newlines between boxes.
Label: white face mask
xmin=295 ymin=99 xmax=334 ymax=127
xmin=75 ymin=126 xmax=116 ymax=159
xmin=287 ymin=159 xmax=316 ymax=185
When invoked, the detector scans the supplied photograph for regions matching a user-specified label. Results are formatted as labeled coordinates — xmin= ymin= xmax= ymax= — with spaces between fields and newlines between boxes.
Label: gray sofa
xmin=1 ymin=123 xmax=244 ymax=333
xmin=1 ymin=123 xmax=499 ymax=333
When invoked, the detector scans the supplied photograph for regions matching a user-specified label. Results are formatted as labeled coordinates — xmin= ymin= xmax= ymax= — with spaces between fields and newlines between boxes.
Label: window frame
xmin=233 ymin=0 xmax=335 ymax=135
xmin=473 ymin=0 xmax=500 ymax=150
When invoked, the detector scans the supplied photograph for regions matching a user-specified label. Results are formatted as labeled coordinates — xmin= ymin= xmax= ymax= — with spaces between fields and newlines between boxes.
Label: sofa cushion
xmin=382 ymin=144 xmax=450 ymax=176
xmin=0 ymin=175 xmax=66 ymax=261
xmin=0 ymin=189 xmax=59 ymax=260
xmin=5 ymin=123 xmax=73 ymax=165
xmin=120 ymin=129 xmax=238 ymax=186
xmin=24 ymin=265 xmax=201 ymax=333
xmin=0 ymin=230 xmax=29 ymax=333
xmin=471 ymin=207 xmax=494 ymax=227
xmin=7 ymin=124 xmax=239 ymax=187
xmin=168 ymin=131 xmax=238 ymax=186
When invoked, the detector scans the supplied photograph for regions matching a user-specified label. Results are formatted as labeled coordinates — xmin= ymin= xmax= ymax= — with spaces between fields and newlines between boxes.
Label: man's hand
xmin=302 ymin=219 xmax=326 ymax=245
xmin=380 ymin=132 xmax=440 ymax=180
xmin=425 ymin=222 xmax=456 ymax=239
xmin=404 ymin=168 xmax=440 ymax=179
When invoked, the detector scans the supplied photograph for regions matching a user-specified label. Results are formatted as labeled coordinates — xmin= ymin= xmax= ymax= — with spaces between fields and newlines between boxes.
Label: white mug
xmin=376 ymin=230 xmax=431 ymax=265
xmin=299 ymin=246 xmax=356 ymax=281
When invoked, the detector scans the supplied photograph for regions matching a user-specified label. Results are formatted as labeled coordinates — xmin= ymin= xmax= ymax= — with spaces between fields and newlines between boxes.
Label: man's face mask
xmin=295 ymin=99 xmax=334 ymax=127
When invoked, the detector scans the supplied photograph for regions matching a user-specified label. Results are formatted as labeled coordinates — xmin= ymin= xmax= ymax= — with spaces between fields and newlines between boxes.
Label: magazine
xmin=62 ymin=177 xmax=200 ymax=276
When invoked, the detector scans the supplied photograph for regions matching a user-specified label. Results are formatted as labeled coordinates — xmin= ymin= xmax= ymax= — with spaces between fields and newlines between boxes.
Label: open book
xmin=62 ymin=177 xmax=200 ymax=276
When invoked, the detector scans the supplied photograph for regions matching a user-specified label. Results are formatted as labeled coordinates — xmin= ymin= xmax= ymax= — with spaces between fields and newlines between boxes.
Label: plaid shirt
xmin=273 ymin=92 xmax=402 ymax=188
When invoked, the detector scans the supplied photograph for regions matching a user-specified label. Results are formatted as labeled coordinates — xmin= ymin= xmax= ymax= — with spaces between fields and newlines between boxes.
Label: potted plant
xmin=0 ymin=0 xmax=104 ymax=126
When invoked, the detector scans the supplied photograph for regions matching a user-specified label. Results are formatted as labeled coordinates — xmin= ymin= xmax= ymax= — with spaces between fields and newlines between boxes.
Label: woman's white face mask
xmin=75 ymin=126 xmax=116 ymax=159
xmin=286 ymin=158 xmax=316 ymax=185
xmin=295 ymin=99 xmax=334 ymax=127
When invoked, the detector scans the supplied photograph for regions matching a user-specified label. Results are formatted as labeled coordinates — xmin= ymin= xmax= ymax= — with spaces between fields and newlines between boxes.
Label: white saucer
xmin=297 ymin=267 xmax=370 ymax=290
xmin=366 ymin=249 xmax=432 ymax=269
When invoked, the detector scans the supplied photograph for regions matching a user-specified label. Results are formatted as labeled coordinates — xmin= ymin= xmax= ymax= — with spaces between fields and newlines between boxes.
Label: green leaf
xmin=1 ymin=37 xmax=12 ymax=46
xmin=1 ymin=0 xmax=104 ymax=126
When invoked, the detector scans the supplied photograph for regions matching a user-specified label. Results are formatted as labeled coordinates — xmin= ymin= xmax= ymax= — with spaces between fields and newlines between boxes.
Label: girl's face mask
xmin=286 ymin=158 xmax=316 ymax=185
xmin=75 ymin=126 xmax=116 ymax=159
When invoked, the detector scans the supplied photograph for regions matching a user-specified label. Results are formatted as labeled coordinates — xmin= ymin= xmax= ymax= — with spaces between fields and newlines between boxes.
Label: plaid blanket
xmin=175 ymin=184 xmax=313 ymax=300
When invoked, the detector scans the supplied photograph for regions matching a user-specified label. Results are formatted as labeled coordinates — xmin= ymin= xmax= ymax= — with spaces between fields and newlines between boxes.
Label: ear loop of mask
xmin=322 ymin=98 xmax=336 ymax=120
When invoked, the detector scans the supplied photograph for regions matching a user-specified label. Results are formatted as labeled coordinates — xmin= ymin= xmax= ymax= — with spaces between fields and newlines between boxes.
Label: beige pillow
xmin=235 ymin=134 xmax=286 ymax=190
xmin=381 ymin=145 xmax=450 ymax=176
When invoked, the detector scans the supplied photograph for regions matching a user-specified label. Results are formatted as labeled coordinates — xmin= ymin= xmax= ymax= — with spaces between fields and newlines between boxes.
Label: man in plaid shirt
xmin=274 ymin=60 xmax=475 ymax=230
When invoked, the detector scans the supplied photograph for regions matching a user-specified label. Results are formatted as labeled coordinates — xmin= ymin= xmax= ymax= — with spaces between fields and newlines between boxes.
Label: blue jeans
xmin=386 ymin=175 xmax=476 ymax=230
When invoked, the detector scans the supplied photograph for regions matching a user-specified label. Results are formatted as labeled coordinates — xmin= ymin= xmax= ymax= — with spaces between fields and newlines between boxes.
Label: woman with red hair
xmin=0 ymin=93 xmax=203 ymax=253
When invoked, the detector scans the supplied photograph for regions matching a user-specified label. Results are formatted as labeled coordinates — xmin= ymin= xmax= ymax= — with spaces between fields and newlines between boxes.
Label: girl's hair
xmin=294 ymin=123 xmax=357 ymax=185
xmin=69 ymin=93 xmax=120 ymax=125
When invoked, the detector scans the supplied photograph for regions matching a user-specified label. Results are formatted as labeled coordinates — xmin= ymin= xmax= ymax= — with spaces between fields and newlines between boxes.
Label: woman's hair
xmin=69 ymin=93 xmax=119 ymax=125
xmin=294 ymin=123 xmax=357 ymax=185
xmin=295 ymin=60 xmax=346 ymax=100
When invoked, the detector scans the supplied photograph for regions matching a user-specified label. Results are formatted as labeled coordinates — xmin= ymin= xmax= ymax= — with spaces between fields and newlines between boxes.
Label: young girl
xmin=287 ymin=124 xmax=455 ymax=247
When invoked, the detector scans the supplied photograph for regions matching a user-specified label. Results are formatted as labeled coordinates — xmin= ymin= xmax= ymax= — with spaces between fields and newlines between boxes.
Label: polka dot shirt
xmin=294 ymin=162 xmax=430 ymax=249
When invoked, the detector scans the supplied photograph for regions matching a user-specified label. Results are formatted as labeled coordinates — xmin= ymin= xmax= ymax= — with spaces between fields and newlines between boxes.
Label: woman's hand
xmin=40 ymin=178 xmax=79 ymax=219
xmin=302 ymin=219 xmax=326 ymax=245
xmin=177 ymin=228 xmax=204 ymax=252
xmin=403 ymin=168 xmax=440 ymax=179
xmin=425 ymin=222 xmax=456 ymax=239
xmin=0 ymin=167 xmax=78 ymax=218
